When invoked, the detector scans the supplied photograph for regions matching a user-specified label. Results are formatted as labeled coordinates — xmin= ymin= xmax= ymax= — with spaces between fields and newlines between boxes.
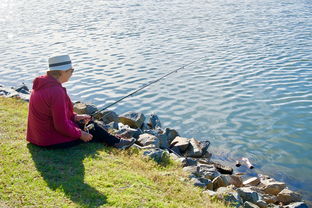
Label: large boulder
xmin=73 ymin=102 xmax=98 ymax=115
xmin=137 ymin=133 xmax=160 ymax=148
xmin=276 ymin=189 xmax=302 ymax=204
xmin=170 ymin=136 xmax=190 ymax=152
xmin=212 ymin=175 xmax=229 ymax=191
xmin=184 ymin=138 xmax=203 ymax=157
xmin=223 ymin=175 xmax=243 ymax=188
xmin=119 ymin=112 xmax=145 ymax=129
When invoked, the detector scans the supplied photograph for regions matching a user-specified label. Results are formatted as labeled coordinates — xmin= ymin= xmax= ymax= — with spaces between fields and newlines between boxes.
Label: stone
xmin=119 ymin=112 xmax=145 ymax=129
xmin=262 ymin=182 xmax=286 ymax=195
xmin=181 ymin=158 xmax=197 ymax=167
xmin=244 ymin=201 xmax=260 ymax=208
xmin=184 ymin=138 xmax=203 ymax=157
xmin=212 ymin=175 xmax=228 ymax=191
xmin=276 ymin=189 xmax=302 ymax=204
xmin=223 ymin=175 xmax=243 ymax=188
xmin=116 ymin=128 xmax=142 ymax=139
xmin=237 ymin=187 xmax=259 ymax=204
xmin=203 ymin=190 xmax=217 ymax=197
xmin=157 ymin=133 xmax=169 ymax=149
xmin=183 ymin=166 xmax=199 ymax=176
xmin=191 ymin=178 xmax=207 ymax=188
xmin=261 ymin=194 xmax=278 ymax=204
xmin=170 ymin=136 xmax=190 ymax=152
xmin=143 ymin=149 xmax=167 ymax=163
xmin=244 ymin=177 xmax=261 ymax=186
xmin=198 ymin=164 xmax=220 ymax=180
xmin=137 ymin=133 xmax=160 ymax=148
xmin=283 ymin=202 xmax=309 ymax=208
xmin=15 ymin=84 xmax=30 ymax=94
xmin=95 ymin=110 xmax=119 ymax=124
xmin=165 ymin=128 xmax=179 ymax=144
xmin=256 ymin=200 xmax=268 ymax=208
xmin=213 ymin=162 xmax=233 ymax=174
xmin=147 ymin=113 xmax=161 ymax=129
xmin=216 ymin=186 xmax=242 ymax=206
xmin=73 ymin=102 xmax=98 ymax=115
xmin=191 ymin=177 xmax=212 ymax=189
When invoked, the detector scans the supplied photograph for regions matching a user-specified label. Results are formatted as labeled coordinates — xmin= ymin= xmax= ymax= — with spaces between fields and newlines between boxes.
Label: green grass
xmin=0 ymin=97 xmax=229 ymax=208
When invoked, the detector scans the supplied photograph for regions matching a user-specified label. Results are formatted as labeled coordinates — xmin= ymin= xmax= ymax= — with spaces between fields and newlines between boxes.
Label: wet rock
xmin=73 ymin=102 xmax=98 ymax=115
xmin=276 ymin=189 xmax=302 ymax=204
xmin=137 ymin=133 xmax=160 ymax=148
xmin=143 ymin=149 xmax=167 ymax=163
xmin=198 ymin=164 xmax=220 ymax=180
xmin=244 ymin=177 xmax=261 ymax=186
xmin=147 ymin=113 xmax=161 ymax=129
xmin=244 ymin=201 xmax=260 ymax=208
xmin=165 ymin=128 xmax=179 ymax=144
xmin=213 ymin=162 xmax=233 ymax=174
xmin=237 ymin=187 xmax=260 ymax=204
xmin=262 ymin=182 xmax=286 ymax=195
xmin=170 ymin=136 xmax=190 ymax=152
xmin=283 ymin=202 xmax=308 ymax=208
xmin=184 ymin=138 xmax=203 ymax=157
xmin=119 ymin=112 xmax=145 ymax=129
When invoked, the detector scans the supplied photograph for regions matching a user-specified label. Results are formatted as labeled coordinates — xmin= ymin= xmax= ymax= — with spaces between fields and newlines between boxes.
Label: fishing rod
xmin=91 ymin=55 xmax=208 ymax=115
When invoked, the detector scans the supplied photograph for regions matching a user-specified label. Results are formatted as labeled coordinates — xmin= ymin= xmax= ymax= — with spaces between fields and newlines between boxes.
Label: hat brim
xmin=49 ymin=63 xmax=72 ymax=71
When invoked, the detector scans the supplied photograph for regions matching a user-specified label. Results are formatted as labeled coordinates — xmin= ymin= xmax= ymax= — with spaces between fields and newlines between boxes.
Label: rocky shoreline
xmin=1 ymin=84 xmax=310 ymax=208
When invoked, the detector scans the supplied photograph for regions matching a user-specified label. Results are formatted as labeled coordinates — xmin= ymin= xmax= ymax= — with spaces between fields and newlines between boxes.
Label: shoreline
xmin=1 ymin=84 xmax=310 ymax=208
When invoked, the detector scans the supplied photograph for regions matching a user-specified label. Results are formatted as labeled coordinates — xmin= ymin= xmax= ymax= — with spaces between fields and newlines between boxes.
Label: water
xmin=1 ymin=0 xmax=312 ymax=201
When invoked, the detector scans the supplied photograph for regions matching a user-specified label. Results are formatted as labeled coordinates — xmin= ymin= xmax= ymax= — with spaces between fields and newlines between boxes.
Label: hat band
xmin=49 ymin=61 xmax=72 ymax=68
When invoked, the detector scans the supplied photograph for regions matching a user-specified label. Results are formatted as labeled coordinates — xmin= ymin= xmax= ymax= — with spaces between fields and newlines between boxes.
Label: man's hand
xmin=75 ymin=114 xmax=91 ymax=124
xmin=80 ymin=130 xmax=93 ymax=142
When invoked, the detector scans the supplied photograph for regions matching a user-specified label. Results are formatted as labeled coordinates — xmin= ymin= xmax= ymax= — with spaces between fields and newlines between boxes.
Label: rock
xmin=201 ymin=151 xmax=212 ymax=161
xmin=191 ymin=178 xmax=207 ymax=188
xmin=262 ymin=182 xmax=286 ymax=195
xmin=157 ymin=133 xmax=169 ymax=149
xmin=165 ymin=128 xmax=179 ymax=144
xmin=212 ymin=175 xmax=228 ymax=191
xmin=223 ymin=175 xmax=243 ymax=188
xmin=200 ymin=140 xmax=210 ymax=154
xmin=213 ymin=162 xmax=233 ymax=174
xmin=261 ymin=194 xmax=278 ymax=204
xmin=216 ymin=186 xmax=242 ymax=206
xmin=143 ymin=149 xmax=167 ymax=163
xmin=73 ymin=102 xmax=98 ymax=115
xmin=137 ymin=133 xmax=160 ymax=148
xmin=244 ymin=201 xmax=260 ymax=208
xmin=147 ymin=113 xmax=161 ymax=129
xmin=203 ymin=190 xmax=217 ymax=197
xmin=184 ymin=138 xmax=203 ymax=157
xmin=183 ymin=166 xmax=199 ymax=176
xmin=119 ymin=112 xmax=145 ymax=129
xmin=116 ymin=128 xmax=142 ymax=139
xmin=276 ymin=189 xmax=302 ymax=204
xmin=191 ymin=177 xmax=212 ymax=189
xmin=94 ymin=110 xmax=119 ymax=124
xmin=244 ymin=177 xmax=261 ymax=186
xmin=256 ymin=200 xmax=268 ymax=208
xmin=283 ymin=202 xmax=309 ymax=208
xmin=181 ymin=158 xmax=198 ymax=167
xmin=170 ymin=136 xmax=190 ymax=152
xmin=15 ymin=84 xmax=30 ymax=94
xmin=198 ymin=164 xmax=220 ymax=180
xmin=237 ymin=187 xmax=260 ymax=204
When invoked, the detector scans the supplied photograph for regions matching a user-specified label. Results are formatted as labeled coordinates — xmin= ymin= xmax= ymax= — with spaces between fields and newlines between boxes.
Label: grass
xmin=0 ymin=97 xmax=229 ymax=208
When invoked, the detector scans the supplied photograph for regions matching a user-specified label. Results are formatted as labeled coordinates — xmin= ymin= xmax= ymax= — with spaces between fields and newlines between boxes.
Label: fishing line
xmin=91 ymin=55 xmax=208 ymax=115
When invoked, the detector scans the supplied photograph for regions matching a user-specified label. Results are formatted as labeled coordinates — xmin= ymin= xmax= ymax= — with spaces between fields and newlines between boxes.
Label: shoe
xmin=114 ymin=138 xmax=136 ymax=150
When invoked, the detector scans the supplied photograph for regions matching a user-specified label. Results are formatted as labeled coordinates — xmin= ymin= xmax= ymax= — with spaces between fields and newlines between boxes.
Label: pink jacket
xmin=27 ymin=75 xmax=81 ymax=146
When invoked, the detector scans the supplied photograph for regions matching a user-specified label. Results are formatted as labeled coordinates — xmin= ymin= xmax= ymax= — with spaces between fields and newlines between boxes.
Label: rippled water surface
xmin=1 ymin=0 xmax=312 ymax=200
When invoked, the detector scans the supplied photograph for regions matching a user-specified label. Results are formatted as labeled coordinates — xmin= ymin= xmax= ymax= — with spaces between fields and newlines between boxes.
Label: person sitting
xmin=26 ymin=55 xmax=135 ymax=149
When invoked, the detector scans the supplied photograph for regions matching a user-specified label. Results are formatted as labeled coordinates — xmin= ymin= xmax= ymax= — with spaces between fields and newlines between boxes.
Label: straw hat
xmin=48 ymin=55 xmax=72 ymax=71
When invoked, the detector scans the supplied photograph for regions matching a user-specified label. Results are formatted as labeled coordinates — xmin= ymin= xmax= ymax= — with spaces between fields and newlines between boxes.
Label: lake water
xmin=1 ymin=0 xmax=311 ymax=201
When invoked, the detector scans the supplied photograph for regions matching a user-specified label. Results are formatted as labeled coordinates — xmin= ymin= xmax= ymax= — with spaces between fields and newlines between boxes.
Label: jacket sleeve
xmin=50 ymin=88 xmax=81 ymax=138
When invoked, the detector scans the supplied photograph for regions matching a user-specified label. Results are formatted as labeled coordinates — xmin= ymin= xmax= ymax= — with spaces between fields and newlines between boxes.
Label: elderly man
xmin=27 ymin=55 xmax=135 ymax=149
